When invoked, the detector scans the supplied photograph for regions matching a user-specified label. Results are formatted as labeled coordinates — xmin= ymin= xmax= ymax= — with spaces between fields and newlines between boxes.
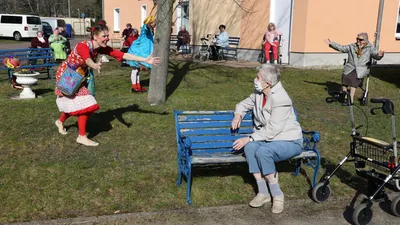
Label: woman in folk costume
xmin=54 ymin=24 xmax=160 ymax=146
xmin=126 ymin=15 xmax=156 ymax=92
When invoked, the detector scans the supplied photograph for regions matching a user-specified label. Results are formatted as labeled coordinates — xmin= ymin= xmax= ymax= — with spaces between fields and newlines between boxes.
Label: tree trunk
xmin=147 ymin=0 xmax=173 ymax=105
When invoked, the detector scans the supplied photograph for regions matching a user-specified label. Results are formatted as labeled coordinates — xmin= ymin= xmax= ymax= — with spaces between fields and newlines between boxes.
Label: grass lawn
xmin=0 ymin=60 xmax=400 ymax=223
xmin=0 ymin=38 xmax=30 ymax=44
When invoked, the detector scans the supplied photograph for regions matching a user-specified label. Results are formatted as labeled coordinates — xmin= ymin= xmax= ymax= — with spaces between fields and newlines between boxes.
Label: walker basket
xmin=352 ymin=136 xmax=398 ymax=174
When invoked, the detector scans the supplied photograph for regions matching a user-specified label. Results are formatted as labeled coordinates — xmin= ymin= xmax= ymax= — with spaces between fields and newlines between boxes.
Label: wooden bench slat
xmin=191 ymin=142 xmax=237 ymax=149
xmin=178 ymin=114 xmax=252 ymax=122
xmin=188 ymin=135 xmax=248 ymax=142
xmin=191 ymin=151 xmax=318 ymax=164
xmin=179 ymin=121 xmax=253 ymax=129
xmin=181 ymin=128 xmax=253 ymax=135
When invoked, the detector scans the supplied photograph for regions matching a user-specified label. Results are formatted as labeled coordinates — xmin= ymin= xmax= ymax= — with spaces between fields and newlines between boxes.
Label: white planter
xmin=13 ymin=72 xmax=40 ymax=99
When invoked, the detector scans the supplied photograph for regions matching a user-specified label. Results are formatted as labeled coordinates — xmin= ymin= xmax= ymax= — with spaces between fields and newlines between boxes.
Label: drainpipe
xmin=102 ymin=0 xmax=104 ymax=19
xmin=375 ymin=0 xmax=384 ymax=51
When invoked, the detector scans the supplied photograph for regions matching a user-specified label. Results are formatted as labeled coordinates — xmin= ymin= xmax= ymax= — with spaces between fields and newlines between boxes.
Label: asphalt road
xmin=0 ymin=37 xmax=86 ymax=50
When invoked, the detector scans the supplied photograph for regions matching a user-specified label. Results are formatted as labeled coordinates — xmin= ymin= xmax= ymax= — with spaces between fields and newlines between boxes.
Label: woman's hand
xmin=232 ymin=137 xmax=250 ymax=151
xmin=231 ymin=114 xmax=242 ymax=130
xmin=324 ymin=39 xmax=331 ymax=45
xmin=378 ymin=50 xmax=385 ymax=57
xmin=93 ymin=61 xmax=102 ymax=71
xmin=145 ymin=56 xmax=161 ymax=65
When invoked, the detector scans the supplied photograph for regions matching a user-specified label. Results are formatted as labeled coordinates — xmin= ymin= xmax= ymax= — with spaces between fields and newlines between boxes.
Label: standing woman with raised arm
xmin=325 ymin=32 xmax=384 ymax=105
xmin=54 ymin=24 xmax=160 ymax=146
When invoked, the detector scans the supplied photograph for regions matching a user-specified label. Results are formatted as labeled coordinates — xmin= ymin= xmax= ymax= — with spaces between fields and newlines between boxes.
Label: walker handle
xmin=370 ymin=98 xmax=388 ymax=104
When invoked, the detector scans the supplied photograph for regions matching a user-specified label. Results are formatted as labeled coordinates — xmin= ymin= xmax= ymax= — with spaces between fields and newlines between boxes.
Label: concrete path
xmin=8 ymin=196 xmax=399 ymax=225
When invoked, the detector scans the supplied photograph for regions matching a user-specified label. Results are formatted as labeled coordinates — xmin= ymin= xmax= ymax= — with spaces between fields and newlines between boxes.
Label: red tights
xmin=59 ymin=112 xmax=93 ymax=136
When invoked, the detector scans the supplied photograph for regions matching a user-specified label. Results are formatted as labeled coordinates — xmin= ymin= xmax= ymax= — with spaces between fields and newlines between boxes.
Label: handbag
xmin=56 ymin=41 xmax=96 ymax=96
xmin=56 ymin=66 xmax=86 ymax=96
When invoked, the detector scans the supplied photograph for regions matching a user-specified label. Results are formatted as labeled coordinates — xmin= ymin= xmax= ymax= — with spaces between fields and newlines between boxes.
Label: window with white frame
xmin=141 ymin=5 xmax=147 ymax=26
xmin=114 ymin=8 xmax=120 ymax=32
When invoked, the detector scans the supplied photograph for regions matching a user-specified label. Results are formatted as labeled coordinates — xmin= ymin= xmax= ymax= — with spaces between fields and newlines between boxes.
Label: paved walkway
xmin=8 ymin=195 xmax=399 ymax=225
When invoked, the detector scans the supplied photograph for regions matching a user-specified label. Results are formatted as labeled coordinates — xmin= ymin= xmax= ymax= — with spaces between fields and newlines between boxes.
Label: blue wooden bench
xmin=174 ymin=110 xmax=321 ymax=205
xmin=220 ymin=36 xmax=240 ymax=61
xmin=0 ymin=48 xmax=58 ymax=82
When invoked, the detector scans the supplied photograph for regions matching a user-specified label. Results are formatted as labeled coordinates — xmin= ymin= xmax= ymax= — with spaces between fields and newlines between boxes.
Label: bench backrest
xmin=228 ymin=37 xmax=240 ymax=48
xmin=175 ymin=111 xmax=253 ymax=155
xmin=175 ymin=110 xmax=320 ymax=156
xmin=0 ymin=48 xmax=54 ymax=63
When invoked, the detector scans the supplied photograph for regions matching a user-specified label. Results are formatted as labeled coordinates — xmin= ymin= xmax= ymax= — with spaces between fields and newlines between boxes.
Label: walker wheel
xmin=194 ymin=54 xmax=200 ymax=60
xmin=391 ymin=195 xmax=400 ymax=217
xmin=202 ymin=55 xmax=208 ymax=61
xmin=353 ymin=203 xmax=373 ymax=225
xmin=311 ymin=182 xmax=331 ymax=203
xmin=217 ymin=55 xmax=224 ymax=61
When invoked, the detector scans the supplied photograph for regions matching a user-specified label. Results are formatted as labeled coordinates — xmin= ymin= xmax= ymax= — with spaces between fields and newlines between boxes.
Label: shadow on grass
xmin=84 ymin=104 xmax=169 ymax=138
xmin=371 ymin=65 xmax=400 ymax=89
xmin=166 ymin=61 xmax=202 ymax=99
xmin=34 ymin=88 xmax=53 ymax=96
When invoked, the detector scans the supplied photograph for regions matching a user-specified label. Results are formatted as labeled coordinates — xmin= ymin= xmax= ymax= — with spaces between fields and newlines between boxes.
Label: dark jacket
xmin=31 ymin=37 xmax=49 ymax=48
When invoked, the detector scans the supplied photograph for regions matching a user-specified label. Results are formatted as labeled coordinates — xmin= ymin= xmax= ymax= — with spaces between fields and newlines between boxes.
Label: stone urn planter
xmin=13 ymin=71 xmax=40 ymax=99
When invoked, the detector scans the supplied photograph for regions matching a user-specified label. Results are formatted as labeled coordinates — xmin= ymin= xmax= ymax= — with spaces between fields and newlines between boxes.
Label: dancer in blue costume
xmin=126 ymin=15 xmax=156 ymax=92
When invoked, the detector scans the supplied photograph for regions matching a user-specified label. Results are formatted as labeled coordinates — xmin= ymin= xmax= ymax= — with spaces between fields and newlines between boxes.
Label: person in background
xmin=54 ymin=24 xmax=160 ymax=146
xmin=122 ymin=23 xmax=133 ymax=41
xmin=126 ymin=15 xmax=156 ymax=93
xmin=232 ymin=64 xmax=303 ymax=214
xmin=263 ymin=23 xmax=282 ymax=64
xmin=49 ymin=28 xmax=67 ymax=61
xmin=30 ymin=31 xmax=49 ymax=65
xmin=176 ymin=26 xmax=190 ymax=52
xmin=121 ymin=28 xmax=139 ymax=67
xmin=325 ymin=32 xmax=384 ymax=105
xmin=210 ymin=24 xmax=229 ymax=60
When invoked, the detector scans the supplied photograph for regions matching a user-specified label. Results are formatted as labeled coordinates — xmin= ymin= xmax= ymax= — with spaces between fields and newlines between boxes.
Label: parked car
xmin=42 ymin=21 xmax=53 ymax=39
xmin=40 ymin=17 xmax=66 ymax=31
xmin=0 ymin=14 xmax=42 ymax=40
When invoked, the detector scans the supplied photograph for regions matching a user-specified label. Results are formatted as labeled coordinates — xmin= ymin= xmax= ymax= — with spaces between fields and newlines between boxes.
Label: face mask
xmin=254 ymin=78 xmax=264 ymax=93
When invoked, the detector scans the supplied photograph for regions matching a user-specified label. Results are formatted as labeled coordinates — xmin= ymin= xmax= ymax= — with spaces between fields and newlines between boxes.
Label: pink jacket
xmin=264 ymin=30 xmax=281 ymax=44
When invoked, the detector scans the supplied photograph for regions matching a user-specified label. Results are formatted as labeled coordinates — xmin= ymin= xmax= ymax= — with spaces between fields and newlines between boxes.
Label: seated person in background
xmin=121 ymin=28 xmax=139 ymax=67
xmin=122 ymin=23 xmax=133 ymax=41
xmin=49 ymin=28 xmax=67 ymax=61
xmin=264 ymin=22 xmax=282 ymax=64
xmin=210 ymin=24 xmax=229 ymax=60
xmin=30 ymin=31 xmax=49 ymax=65
xmin=176 ymin=26 xmax=190 ymax=52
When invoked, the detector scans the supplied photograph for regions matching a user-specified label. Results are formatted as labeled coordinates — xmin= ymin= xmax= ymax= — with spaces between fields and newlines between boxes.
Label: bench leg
xmin=311 ymin=152 xmax=321 ymax=188
xmin=50 ymin=67 xmax=54 ymax=84
xmin=186 ymin=162 xmax=193 ymax=205
xmin=176 ymin=157 xmax=183 ymax=187
xmin=292 ymin=159 xmax=302 ymax=177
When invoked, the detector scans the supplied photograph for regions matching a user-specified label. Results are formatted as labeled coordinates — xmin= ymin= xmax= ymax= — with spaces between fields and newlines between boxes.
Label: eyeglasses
xmin=356 ymin=38 xmax=364 ymax=41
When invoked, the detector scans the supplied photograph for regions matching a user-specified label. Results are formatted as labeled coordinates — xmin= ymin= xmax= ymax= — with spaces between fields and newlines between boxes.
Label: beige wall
xmin=190 ymin=0 xmax=242 ymax=46
xmin=104 ymin=0 xmax=155 ymax=39
xmin=240 ymin=0 xmax=270 ymax=49
xmin=292 ymin=0 xmax=400 ymax=53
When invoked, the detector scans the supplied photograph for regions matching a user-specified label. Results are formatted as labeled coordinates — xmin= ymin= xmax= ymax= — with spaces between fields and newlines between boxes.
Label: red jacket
xmin=123 ymin=35 xmax=139 ymax=47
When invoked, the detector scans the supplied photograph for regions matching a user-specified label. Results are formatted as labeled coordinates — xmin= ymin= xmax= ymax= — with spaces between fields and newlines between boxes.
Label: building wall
xmin=190 ymin=0 xmax=242 ymax=46
xmin=104 ymin=0 xmax=155 ymax=39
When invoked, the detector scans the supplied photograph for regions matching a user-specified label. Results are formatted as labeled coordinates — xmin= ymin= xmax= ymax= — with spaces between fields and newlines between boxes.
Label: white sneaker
xmin=101 ymin=55 xmax=109 ymax=62
xmin=274 ymin=60 xmax=278 ymax=64
xmin=271 ymin=196 xmax=284 ymax=213
xmin=266 ymin=60 xmax=270 ymax=64
xmin=249 ymin=193 xmax=271 ymax=208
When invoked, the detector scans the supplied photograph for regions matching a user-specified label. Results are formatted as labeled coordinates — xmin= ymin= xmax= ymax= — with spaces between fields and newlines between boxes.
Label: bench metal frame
xmin=174 ymin=110 xmax=321 ymax=205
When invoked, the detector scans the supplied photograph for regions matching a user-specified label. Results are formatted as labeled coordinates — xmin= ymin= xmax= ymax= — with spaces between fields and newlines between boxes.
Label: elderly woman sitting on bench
xmin=231 ymin=64 xmax=303 ymax=214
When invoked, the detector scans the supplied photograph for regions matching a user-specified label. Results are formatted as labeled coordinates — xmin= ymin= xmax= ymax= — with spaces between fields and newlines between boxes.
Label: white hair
xmin=357 ymin=32 xmax=369 ymax=41
xmin=257 ymin=64 xmax=281 ymax=86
